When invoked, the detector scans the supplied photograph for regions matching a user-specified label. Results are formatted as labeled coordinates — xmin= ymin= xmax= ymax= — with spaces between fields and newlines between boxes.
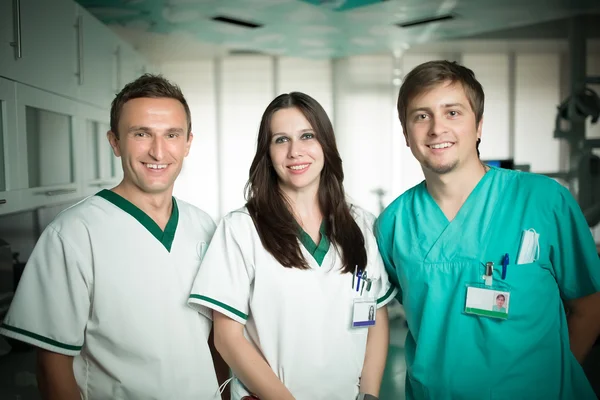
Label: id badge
xmin=464 ymin=284 xmax=511 ymax=320
xmin=352 ymin=298 xmax=376 ymax=328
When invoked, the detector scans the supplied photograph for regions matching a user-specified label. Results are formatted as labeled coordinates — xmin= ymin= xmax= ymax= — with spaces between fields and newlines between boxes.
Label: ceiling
xmin=76 ymin=0 xmax=600 ymax=60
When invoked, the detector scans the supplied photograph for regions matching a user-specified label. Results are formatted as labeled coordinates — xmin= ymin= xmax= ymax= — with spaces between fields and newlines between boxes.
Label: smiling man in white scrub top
xmin=0 ymin=74 xmax=227 ymax=399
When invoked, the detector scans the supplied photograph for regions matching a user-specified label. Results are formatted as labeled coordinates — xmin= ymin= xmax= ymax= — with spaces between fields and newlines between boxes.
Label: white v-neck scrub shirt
xmin=0 ymin=190 xmax=221 ymax=400
xmin=188 ymin=205 xmax=397 ymax=400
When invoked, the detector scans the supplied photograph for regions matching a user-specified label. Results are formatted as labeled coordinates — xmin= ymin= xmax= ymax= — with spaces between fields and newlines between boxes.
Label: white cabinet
xmin=117 ymin=43 xmax=147 ymax=91
xmin=0 ymin=0 xmax=148 ymax=215
xmin=0 ymin=77 xmax=24 ymax=216
xmin=0 ymin=0 xmax=79 ymax=99
xmin=76 ymin=5 xmax=119 ymax=109
xmin=14 ymin=82 xmax=82 ymax=210
xmin=79 ymin=103 xmax=122 ymax=197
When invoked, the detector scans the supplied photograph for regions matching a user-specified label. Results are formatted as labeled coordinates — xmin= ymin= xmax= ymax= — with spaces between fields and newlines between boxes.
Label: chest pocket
xmin=500 ymin=261 xmax=558 ymax=320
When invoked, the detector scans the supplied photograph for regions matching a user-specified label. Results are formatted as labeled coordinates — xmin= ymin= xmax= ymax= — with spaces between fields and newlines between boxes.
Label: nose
xmin=430 ymin=115 xmax=448 ymax=136
xmin=149 ymin=136 xmax=165 ymax=160
xmin=287 ymin=138 xmax=303 ymax=158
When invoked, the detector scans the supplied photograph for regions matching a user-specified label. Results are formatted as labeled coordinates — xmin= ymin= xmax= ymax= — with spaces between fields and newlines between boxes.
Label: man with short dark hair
xmin=376 ymin=60 xmax=600 ymax=399
xmin=1 ymin=74 xmax=228 ymax=399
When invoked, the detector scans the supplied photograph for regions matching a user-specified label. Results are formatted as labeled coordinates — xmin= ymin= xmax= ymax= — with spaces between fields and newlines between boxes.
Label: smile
xmin=427 ymin=142 xmax=454 ymax=149
xmin=288 ymin=164 xmax=309 ymax=171
xmin=143 ymin=163 xmax=168 ymax=170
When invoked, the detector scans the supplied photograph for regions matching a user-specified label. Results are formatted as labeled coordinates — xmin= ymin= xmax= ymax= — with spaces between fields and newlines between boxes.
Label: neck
xmin=424 ymin=157 xmax=487 ymax=207
xmin=280 ymin=184 xmax=322 ymax=225
xmin=112 ymin=181 xmax=173 ymax=225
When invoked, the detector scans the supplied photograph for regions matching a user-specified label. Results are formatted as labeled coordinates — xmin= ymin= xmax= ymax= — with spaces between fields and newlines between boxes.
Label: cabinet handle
xmin=115 ymin=45 xmax=121 ymax=91
xmin=76 ymin=16 xmax=84 ymax=85
xmin=35 ymin=188 xmax=77 ymax=196
xmin=10 ymin=0 xmax=22 ymax=59
xmin=0 ymin=199 xmax=6 ymax=205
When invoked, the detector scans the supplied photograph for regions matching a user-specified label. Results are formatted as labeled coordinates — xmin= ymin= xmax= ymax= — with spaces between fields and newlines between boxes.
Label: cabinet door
xmin=15 ymin=83 xmax=82 ymax=209
xmin=117 ymin=43 xmax=147 ymax=90
xmin=0 ymin=0 xmax=78 ymax=99
xmin=77 ymin=5 xmax=118 ymax=109
xmin=79 ymin=104 xmax=121 ymax=196
xmin=0 ymin=78 xmax=24 ymax=216
xmin=0 ymin=78 xmax=16 ymax=193
xmin=0 ymin=0 xmax=18 ymax=75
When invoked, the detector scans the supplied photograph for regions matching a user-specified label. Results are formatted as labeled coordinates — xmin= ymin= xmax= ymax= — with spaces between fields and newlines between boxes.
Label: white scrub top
xmin=1 ymin=190 xmax=221 ymax=400
xmin=188 ymin=205 xmax=397 ymax=400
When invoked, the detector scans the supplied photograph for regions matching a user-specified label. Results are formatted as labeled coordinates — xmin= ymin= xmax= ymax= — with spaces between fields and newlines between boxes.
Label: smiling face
xmin=108 ymin=97 xmax=192 ymax=197
xmin=404 ymin=81 xmax=482 ymax=175
xmin=496 ymin=295 xmax=505 ymax=308
xmin=268 ymin=107 xmax=324 ymax=195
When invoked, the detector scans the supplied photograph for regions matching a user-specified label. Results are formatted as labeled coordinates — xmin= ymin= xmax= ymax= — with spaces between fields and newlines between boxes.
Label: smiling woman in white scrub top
xmin=188 ymin=92 xmax=397 ymax=400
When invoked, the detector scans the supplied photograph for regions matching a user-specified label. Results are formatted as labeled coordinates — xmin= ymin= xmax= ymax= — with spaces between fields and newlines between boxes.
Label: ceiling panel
xmin=76 ymin=0 xmax=600 ymax=59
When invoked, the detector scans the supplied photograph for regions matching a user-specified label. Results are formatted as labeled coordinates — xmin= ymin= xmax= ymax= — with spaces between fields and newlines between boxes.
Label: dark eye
xmin=302 ymin=132 xmax=314 ymax=139
xmin=449 ymin=110 xmax=458 ymax=117
xmin=274 ymin=136 xmax=288 ymax=144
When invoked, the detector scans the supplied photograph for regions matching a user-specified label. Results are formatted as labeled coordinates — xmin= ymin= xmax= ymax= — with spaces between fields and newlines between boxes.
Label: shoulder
xmin=217 ymin=207 xmax=256 ymax=237
xmin=46 ymin=195 xmax=107 ymax=237
xmin=221 ymin=206 xmax=253 ymax=226
xmin=174 ymin=198 xmax=216 ymax=228
xmin=349 ymin=204 xmax=376 ymax=227
xmin=492 ymin=167 xmax=569 ymax=205
xmin=376 ymin=181 xmax=425 ymax=231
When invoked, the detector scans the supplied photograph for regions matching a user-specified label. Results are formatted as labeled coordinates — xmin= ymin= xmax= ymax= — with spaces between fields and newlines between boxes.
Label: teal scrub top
xmin=376 ymin=167 xmax=600 ymax=399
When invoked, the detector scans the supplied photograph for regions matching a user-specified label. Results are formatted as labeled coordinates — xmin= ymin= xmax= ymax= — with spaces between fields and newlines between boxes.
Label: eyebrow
xmin=408 ymin=103 xmax=466 ymax=115
xmin=127 ymin=126 xmax=185 ymax=134
xmin=271 ymin=128 xmax=315 ymax=136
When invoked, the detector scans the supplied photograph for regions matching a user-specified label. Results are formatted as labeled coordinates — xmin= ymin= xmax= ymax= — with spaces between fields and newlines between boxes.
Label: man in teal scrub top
xmin=375 ymin=60 xmax=600 ymax=399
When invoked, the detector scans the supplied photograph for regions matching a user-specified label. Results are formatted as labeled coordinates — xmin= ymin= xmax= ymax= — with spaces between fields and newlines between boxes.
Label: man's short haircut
xmin=110 ymin=73 xmax=191 ymax=138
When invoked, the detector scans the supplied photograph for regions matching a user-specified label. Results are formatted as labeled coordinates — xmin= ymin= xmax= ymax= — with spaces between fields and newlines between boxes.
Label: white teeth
xmin=289 ymin=164 xmax=309 ymax=170
xmin=145 ymin=163 xmax=167 ymax=169
xmin=430 ymin=142 xmax=453 ymax=149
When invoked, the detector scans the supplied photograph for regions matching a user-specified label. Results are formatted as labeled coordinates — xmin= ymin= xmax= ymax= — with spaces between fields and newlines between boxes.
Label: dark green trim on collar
xmin=96 ymin=189 xmax=179 ymax=252
xmin=298 ymin=220 xmax=330 ymax=266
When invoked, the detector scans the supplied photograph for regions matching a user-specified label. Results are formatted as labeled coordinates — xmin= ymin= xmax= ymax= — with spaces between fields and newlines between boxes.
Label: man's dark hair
xmin=110 ymin=74 xmax=191 ymax=138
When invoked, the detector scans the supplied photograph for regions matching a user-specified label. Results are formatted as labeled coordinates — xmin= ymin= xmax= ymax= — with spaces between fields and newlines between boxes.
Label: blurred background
xmin=1 ymin=0 xmax=600 ymax=398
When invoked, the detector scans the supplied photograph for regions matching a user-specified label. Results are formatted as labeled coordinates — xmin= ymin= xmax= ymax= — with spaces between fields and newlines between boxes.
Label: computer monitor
xmin=484 ymin=159 xmax=515 ymax=169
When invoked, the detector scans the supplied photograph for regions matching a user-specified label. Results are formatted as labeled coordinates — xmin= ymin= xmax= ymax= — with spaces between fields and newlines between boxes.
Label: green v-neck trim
xmin=298 ymin=220 xmax=330 ymax=266
xmin=96 ymin=189 xmax=179 ymax=252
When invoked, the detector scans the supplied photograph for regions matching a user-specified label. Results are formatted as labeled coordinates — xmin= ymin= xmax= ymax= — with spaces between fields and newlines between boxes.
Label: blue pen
xmin=501 ymin=253 xmax=509 ymax=280
xmin=356 ymin=270 xmax=362 ymax=292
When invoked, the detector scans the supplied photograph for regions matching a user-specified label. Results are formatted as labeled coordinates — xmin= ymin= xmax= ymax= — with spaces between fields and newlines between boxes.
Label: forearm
xmin=216 ymin=335 xmax=294 ymax=400
xmin=567 ymin=292 xmax=600 ymax=363
xmin=209 ymin=327 xmax=231 ymax=400
xmin=36 ymin=349 xmax=80 ymax=400
xmin=359 ymin=307 xmax=389 ymax=397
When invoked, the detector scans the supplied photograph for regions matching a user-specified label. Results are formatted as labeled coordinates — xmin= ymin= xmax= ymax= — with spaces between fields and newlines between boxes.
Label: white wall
xmin=463 ymin=54 xmax=511 ymax=160
xmin=160 ymin=60 xmax=219 ymax=220
xmin=334 ymin=55 xmax=395 ymax=214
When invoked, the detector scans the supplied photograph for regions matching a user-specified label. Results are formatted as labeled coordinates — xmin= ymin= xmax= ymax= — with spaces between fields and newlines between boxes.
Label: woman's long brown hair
xmin=245 ymin=92 xmax=367 ymax=273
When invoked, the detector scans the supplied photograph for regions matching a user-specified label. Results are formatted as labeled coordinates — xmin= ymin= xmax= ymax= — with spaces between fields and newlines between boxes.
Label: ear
xmin=403 ymin=129 xmax=410 ymax=147
xmin=107 ymin=130 xmax=121 ymax=157
xmin=185 ymin=132 xmax=194 ymax=157
xmin=476 ymin=116 xmax=484 ymax=139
